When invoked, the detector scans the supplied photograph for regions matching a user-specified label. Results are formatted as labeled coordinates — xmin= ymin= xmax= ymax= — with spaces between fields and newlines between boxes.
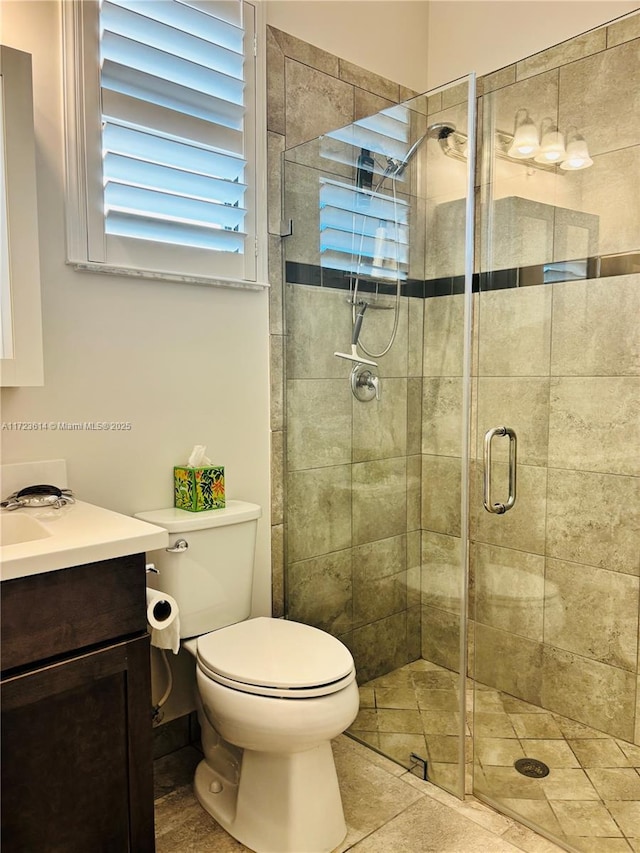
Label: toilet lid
xmin=196 ymin=617 xmax=354 ymax=691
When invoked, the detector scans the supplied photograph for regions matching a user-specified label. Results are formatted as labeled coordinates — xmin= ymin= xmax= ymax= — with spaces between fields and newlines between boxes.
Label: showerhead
xmin=385 ymin=131 xmax=428 ymax=179
xmin=427 ymin=122 xmax=457 ymax=141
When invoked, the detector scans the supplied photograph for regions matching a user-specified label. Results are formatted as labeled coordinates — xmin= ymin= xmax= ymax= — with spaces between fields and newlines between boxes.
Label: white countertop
xmin=0 ymin=500 xmax=169 ymax=581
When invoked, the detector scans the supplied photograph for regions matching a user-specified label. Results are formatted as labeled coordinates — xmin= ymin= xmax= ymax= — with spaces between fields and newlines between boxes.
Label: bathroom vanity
xmin=0 ymin=501 xmax=168 ymax=852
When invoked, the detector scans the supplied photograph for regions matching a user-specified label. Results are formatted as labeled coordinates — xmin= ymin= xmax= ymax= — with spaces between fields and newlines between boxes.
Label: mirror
xmin=0 ymin=44 xmax=44 ymax=386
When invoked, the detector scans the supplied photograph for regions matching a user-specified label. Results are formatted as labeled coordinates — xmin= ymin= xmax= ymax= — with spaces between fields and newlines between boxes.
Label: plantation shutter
xmin=67 ymin=0 xmax=257 ymax=283
xmin=319 ymin=105 xmax=411 ymax=281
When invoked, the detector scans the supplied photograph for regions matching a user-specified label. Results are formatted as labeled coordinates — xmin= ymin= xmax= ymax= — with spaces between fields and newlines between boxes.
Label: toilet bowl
xmin=188 ymin=617 xmax=359 ymax=853
xmin=136 ymin=502 xmax=358 ymax=853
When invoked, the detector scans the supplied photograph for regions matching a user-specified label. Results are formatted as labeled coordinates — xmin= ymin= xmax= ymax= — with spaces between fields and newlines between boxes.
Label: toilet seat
xmin=196 ymin=616 xmax=356 ymax=699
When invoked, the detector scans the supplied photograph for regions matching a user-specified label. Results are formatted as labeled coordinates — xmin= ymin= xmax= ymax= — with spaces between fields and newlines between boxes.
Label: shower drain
xmin=514 ymin=758 xmax=550 ymax=778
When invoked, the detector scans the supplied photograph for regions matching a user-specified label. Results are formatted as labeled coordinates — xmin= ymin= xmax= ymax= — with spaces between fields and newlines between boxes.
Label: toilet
xmin=136 ymin=501 xmax=359 ymax=853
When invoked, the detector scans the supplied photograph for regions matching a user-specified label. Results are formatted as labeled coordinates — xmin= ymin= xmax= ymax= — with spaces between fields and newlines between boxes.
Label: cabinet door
xmin=1 ymin=636 xmax=154 ymax=853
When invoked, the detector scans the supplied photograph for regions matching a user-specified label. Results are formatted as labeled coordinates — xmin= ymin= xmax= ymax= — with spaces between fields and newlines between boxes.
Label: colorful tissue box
xmin=174 ymin=466 xmax=225 ymax=512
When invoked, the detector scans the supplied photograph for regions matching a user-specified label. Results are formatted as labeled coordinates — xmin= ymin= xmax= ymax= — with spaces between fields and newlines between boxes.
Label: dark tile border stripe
xmin=286 ymin=252 xmax=639 ymax=298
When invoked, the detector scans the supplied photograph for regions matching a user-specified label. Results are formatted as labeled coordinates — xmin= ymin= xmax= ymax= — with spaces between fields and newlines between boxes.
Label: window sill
xmin=69 ymin=260 xmax=269 ymax=291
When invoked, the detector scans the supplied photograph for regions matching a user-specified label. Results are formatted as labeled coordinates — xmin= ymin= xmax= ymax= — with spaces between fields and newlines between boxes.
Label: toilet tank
xmin=135 ymin=501 xmax=261 ymax=639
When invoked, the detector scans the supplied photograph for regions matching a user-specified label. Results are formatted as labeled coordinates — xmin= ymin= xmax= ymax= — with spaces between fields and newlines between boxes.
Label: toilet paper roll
xmin=146 ymin=588 xmax=181 ymax=655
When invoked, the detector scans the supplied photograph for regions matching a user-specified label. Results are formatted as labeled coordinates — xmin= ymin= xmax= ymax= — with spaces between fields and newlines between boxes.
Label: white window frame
xmin=62 ymin=0 xmax=268 ymax=291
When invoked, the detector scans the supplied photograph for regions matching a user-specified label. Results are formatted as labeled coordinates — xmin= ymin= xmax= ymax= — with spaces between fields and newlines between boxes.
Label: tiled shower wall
xmin=266 ymin=26 xmax=425 ymax=682
xmin=422 ymin=13 xmax=640 ymax=742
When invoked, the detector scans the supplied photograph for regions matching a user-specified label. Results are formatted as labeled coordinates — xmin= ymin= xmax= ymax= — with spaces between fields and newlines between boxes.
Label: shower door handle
xmin=483 ymin=426 xmax=517 ymax=514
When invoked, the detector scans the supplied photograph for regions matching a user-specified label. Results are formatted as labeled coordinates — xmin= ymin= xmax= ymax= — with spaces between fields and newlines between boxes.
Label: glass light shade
xmin=507 ymin=118 xmax=540 ymax=159
xmin=559 ymin=137 xmax=593 ymax=170
xmin=534 ymin=129 xmax=566 ymax=163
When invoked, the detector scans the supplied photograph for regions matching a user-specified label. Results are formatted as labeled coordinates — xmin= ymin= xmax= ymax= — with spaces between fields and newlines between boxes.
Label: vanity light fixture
xmin=507 ymin=109 xmax=540 ymax=159
xmin=534 ymin=118 xmax=567 ymax=164
xmin=560 ymin=128 xmax=593 ymax=170
xmin=431 ymin=112 xmax=592 ymax=173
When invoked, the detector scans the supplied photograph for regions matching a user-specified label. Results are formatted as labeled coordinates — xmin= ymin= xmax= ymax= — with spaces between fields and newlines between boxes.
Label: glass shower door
xmin=472 ymin=21 xmax=640 ymax=851
xmin=282 ymin=74 xmax=476 ymax=799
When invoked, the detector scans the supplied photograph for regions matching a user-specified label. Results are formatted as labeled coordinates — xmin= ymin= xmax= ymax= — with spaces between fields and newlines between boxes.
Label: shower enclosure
xmin=280 ymin=14 xmax=639 ymax=852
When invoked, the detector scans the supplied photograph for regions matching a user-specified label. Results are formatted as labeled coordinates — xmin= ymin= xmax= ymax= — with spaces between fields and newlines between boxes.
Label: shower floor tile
xmin=347 ymin=660 xmax=640 ymax=853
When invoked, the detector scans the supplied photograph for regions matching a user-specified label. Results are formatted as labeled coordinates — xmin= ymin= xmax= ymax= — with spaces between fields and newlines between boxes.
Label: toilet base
xmin=194 ymin=741 xmax=347 ymax=853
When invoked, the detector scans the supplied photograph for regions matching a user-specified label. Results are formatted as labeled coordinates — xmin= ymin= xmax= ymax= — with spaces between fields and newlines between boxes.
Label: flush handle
xmin=483 ymin=426 xmax=517 ymax=514
xmin=166 ymin=538 xmax=189 ymax=553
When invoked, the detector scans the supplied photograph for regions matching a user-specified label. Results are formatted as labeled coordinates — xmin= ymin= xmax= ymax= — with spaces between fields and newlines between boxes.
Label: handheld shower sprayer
xmin=334 ymin=301 xmax=378 ymax=367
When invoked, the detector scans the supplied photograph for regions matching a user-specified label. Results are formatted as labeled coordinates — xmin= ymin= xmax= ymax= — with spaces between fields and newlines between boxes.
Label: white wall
xmin=427 ymin=1 xmax=639 ymax=87
xmin=1 ymin=2 xmax=272 ymax=625
xmin=266 ymin=0 xmax=431 ymax=92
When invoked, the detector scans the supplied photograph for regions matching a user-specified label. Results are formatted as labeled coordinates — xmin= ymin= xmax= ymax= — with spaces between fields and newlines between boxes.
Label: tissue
xmin=174 ymin=444 xmax=225 ymax=512
xmin=146 ymin=588 xmax=180 ymax=654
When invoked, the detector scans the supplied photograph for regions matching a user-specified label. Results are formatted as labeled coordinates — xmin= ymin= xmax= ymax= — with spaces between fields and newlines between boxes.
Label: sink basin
xmin=0 ymin=513 xmax=52 ymax=546
xmin=0 ymin=500 xmax=168 ymax=582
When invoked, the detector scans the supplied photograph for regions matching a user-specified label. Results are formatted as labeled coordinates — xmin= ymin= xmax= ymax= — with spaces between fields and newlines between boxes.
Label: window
xmin=318 ymin=105 xmax=411 ymax=282
xmin=63 ymin=0 xmax=265 ymax=288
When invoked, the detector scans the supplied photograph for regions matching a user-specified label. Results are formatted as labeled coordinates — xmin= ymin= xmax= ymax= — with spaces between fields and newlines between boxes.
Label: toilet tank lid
xmin=134 ymin=500 xmax=261 ymax=532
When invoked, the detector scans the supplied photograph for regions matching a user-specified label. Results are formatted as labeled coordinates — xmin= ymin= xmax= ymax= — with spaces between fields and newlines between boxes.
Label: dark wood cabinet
xmin=1 ymin=555 xmax=155 ymax=853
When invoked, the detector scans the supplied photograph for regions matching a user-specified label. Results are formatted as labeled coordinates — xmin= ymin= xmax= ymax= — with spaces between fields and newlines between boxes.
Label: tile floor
xmin=347 ymin=660 xmax=640 ymax=852
xmin=154 ymin=735 xmax=565 ymax=852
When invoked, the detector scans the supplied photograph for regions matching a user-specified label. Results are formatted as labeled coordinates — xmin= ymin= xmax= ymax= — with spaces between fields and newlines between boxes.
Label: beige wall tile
xmin=267 ymin=132 xmax=285 ymax=236
xmin=353 ymin=457 xmax=407 ymax=546
xmin=266 ymin=27 xmax=285 ymax=135
xmin=565 ymin=145 xmax=640 ymax=257
xmin=422 ymin=531 xmax=463 ymax=615
xmin=270 ymin=428 xmax=284 ymax=524
xmin=477 ymin=286 xmax=552 ymax=377
xmin=607 ymin=14 xmax=640 ymax=47
xmin=354 ymin=88 xmax=395 ymax=123
xmin=270 ymin=27 xmax=339 ymax=76
xmin=422 ymin=455 xmax=462 ymax=537
xmin=551 ymin=275 xmax=640 ymax=376
xmin=407 ymin=298 xmax=424 ymax=378
xmin=287 ymin=464 xmax=351 ymax=561
xmin=516 ymin=29 xmax=606 ymax=81
xmin=473 ymin=463 xmax=547 ymax=555
xmin=406 ymin=454 xmax=422 ymax=532
xmin=541 ymin=645 xmax=636 ymax=740
xmin=474 ymin=543 xmax=545 ymax=641
xmin=546 ymin=469 xmax=640 ymax=575
xmin=268 ymin=234 xmax=284 ymax=335
xmin=422 ymin=377 xmax=464 ymax=457
xmin=421 ymin=605 xmax=461 ymax=671
xmin=339 ymin=58 xmax=399 ymax=102
xmin=270 ymin=333 xmax=284 ymax=430
xmin=407 ymin=378 xmax=422 ymax=457
xmin=287 ymin=549 xmax=353 ymax=635
xmin=353 ymin=538 xmax=408 ymax=628
xmin=548 ymin=376 xmax=640 ymax=476
xmin=545 ymin=558 xmax=639 ymax=671
xmin=476 ymin=377 xmax=550 ymax=466
xmin=423 ymin=294 xmax=466 ymax=377
xmin=271 ymin=522 xmax=284 ymax=618
xmin=282 ymin=160 xmax=321 ymax=266
xmin=474 ymin=623 xmax=543 ymax=706
xmin=359 ymin=297 xmax=409 ymax=379
xmin=287 ymin=378 xmax=352 ymax=470
xmin=481 ymin=65 xmax=516 ymax=95
xmin=350 ymin=612 xmax=410 ymax=683
xmin=407 ymin=529 xmax=421 ymax=608
xmin=353 ymin=378 xmax=407 ymax=463
xmin=558 ymin=38 xmax=640 ymax=157
xmin=285 ymin=284 xmax=352 ymax=379
xmin=285 ymin=59 xmax=354 ymax=149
